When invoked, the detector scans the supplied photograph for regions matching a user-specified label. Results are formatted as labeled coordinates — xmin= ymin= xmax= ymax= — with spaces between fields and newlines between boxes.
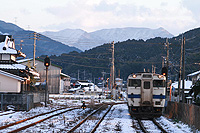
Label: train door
xmin=141 ymin=79 xmax=153 ymax=106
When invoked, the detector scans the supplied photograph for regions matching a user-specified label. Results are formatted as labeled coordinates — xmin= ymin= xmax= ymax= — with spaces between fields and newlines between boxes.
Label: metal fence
xmin=0 ymin=93 xmax=34 ymax=111
xmin=166 ymin=101 xmax=200 ymax=130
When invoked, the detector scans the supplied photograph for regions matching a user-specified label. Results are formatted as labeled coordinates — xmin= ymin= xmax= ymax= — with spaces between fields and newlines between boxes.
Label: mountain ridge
xmin=41 ymin=27 xmax=174 ymax=51
xmin=44 ymin=26 xmax=200 ymax=81
xmin=0 ymin=20 xmax=81 ymax=58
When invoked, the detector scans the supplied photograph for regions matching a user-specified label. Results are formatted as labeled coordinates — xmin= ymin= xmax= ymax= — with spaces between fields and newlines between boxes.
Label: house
xmin=18 ymin=58 xmax=62 ymax=94
xmin=0 ymin=35 xmax=40 ymax=110
xmin=69 ymin=80 xmax=102 ymax=95
xmin=0 ymin=35 xmax=26 ymax=63
xmin=60 ymin=73 xmax=70 ymax=93
xmin=170 ymin=80 xmax=192 ymax=101
xmin=0 ymin=35 xmax=40 ymax=92
xmin=187 ymin=71 xmax=200 ymax=104
xmin=187 ymin=70 xmax=200 ymax=84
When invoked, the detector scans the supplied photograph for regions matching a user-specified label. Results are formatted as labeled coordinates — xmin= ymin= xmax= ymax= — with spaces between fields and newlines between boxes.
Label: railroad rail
xmin=0 ymin=107 xmax=79 ymax=133
xmin=0 ymin=111 xmax=15 ymax=117
xmin=67 ymin=105 xmax=105 ymax=133
xmin=137 ymin=118 xmax=168 ymax=133
xmin=68 ymin=104 xmax=113 ymax=133
xmin=90 ymin=105 xmax=113 ymax=133
xmin=137 ymin=119 xmax=148 ymax=133
xmin=0 ymin=107 xmax=71 ymax=130
xmin=152 ymin=118 xmax=167 ymax=133
xmin=8 ymin=107 xmax=78 ymax=133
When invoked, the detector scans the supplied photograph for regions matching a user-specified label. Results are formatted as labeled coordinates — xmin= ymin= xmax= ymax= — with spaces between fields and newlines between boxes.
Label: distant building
xmin=69 ymin=80 xmax=102 ymax=95
xmin=60 ymin=73 xmax=70 ymax=93
xmin=187 ymin=70 xmax=200 ymax=85
xmin=170 ymin=80 xmax=192 ymax=101
xmin=18 ymin=58 xmax=62 ymax=94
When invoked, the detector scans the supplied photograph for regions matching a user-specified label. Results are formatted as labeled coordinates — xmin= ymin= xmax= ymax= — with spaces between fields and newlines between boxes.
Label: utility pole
xmin=102 ymin=71 xmax=106 ymax=89
xmin=44 ymin=56 xmax=50 ymax=107
xmin=165 ymin=38 xmax=170 ymax=101
xmin=84 ymin=70 xmax=86 ymax=80
xmin=152 ymin=65 xmax=156 ymax=74
xmin=110 ymin=41 xmax=115 ymax=99
xmin=78 ymin=70 xmax=80 ymax=80
xmin=181 ymin=37 xmax=186 ymax=103
xmin=178 ymin=34 xmax=183 ymax=102
xmin=30 ymin=32 xmax=40 ymax=68
xmin=20 ymin=40 xmax=24 ymax=50
xmin=33 ymin=32 xmax=37 ymax=68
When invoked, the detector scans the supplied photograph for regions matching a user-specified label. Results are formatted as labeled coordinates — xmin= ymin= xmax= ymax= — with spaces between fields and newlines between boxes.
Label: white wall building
xmin=0 ymin=70 xmax=24 ymax=93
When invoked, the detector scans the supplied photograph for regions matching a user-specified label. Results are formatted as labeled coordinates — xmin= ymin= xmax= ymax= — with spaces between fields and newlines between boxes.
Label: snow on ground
xmin=141 ymin=120 xmax=160 ymax=132
xmin=0 ymin=97 xmax=199 ymax=133
xmin=96 ymin=104 xmax=136 ymax=132
xmin=156 ymin=116 xmax=198 ymax=133
xmin=76 ymin=105 xmax=110 ymax=133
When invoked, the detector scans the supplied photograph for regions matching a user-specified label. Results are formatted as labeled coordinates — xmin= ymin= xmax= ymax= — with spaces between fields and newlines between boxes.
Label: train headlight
xmin=158 ymin=75 xmax=162 ymax=78
xmin=133 ymin=74 xmax=136 ymax=78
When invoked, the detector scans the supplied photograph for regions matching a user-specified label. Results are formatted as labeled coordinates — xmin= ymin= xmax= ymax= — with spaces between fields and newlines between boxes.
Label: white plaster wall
xmin=0 ymin=74 xmax=21 ymax=93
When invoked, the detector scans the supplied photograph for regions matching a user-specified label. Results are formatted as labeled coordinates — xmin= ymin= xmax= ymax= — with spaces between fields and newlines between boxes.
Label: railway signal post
xmin=44 ymin=56 xmax=50 ymax=107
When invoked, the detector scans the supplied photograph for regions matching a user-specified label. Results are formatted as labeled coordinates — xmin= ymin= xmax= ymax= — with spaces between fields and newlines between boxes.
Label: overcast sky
xmin=0 ymin=0 xmax=199 ymax=35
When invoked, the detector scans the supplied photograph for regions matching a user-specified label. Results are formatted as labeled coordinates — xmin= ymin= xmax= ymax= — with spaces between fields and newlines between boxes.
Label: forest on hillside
xmin=40 ymin=27 xmax=200 ymax=82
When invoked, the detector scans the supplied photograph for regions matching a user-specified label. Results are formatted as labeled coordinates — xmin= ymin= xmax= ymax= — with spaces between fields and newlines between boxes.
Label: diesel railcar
xmin=127 ymin=72 xmax=166 ymax=118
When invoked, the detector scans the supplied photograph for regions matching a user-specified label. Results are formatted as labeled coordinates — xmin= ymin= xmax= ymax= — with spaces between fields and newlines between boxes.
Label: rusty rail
xmin=0 ymin=111 xmax=15 ymax=117
xmin=90 ymin=104 xmax=113 ymax=133
xmin=8 ymin=107 xmax=79 ymax=133
xmin=152 ymin=118 xmax=167 ymax=133
xmin=137 ymin=119 xmax=148 ymax=133
xmin=0 ymin=107 xmax=71 ymax=130
xmin=67 ymin=104 xmax=105 ymax=133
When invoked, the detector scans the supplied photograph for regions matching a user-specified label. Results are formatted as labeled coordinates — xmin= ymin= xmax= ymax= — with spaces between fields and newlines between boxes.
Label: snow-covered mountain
xmin=41 ymin=27 xmax=173 ymax=51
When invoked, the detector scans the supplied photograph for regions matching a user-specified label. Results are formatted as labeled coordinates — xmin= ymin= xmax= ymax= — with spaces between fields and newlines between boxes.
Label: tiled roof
xmin=0 ymin=64 xmax=27 ymax=70
xmin=0 ymin=70 xmax=24 ymax=81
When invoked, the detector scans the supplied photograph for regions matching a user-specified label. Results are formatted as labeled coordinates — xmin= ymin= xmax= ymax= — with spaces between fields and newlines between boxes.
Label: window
xmin=128 ymin=79 xmax=141 ymax=87
xmin=144 ymin=81 xmax=150 ymax=89
xmin=143 ymin=74 xmax=152 ymax=78
xmin=2 ymin=54 xmax=10 ymax=60
xmin=153 ymin=80 xmax=165 ymax=87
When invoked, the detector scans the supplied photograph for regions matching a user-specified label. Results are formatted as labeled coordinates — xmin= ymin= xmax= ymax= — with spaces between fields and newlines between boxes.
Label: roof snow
xmin=187 ymin=70 xmax=200 ymax=77
xmin=0 ymin=36 xmax=17 ymax=54
xmin=60 ymin=73 xmax=70 ymax=78
xmin=16 ymin=58 xmax=33 ymax=63
xmin=171 ymin=80 xmax=192 ymax=89
xmin=0 ymin=64 xmax=27 ymax=70
xmin=0 ymin=70 xmax=24 ymax=81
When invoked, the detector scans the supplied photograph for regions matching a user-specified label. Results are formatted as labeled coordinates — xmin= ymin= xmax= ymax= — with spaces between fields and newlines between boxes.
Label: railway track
xmin=0 ymin=111 xmax=15 ymax=117
xmin=68 ymin=104 xmax=113 ymax=133
xmin=0 ymin=107 xmax=79 ymax=133
xmin=137 ymin=118 xmax=167 ymax=133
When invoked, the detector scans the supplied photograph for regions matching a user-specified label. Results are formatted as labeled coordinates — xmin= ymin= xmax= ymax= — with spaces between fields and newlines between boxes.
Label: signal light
xmin=163 ymin=73 xmax=166 ymax=76
xmin=161 ymin=67 xmax=168 ymax=77
xmin=44 ymin=56 xmax=50 ymax=67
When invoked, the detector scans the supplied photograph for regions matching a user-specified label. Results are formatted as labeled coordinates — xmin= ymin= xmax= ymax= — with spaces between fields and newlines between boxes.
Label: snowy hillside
xmin=41 ymin=27 xmax=173 ymax=51
xmin=91 ymin=27 xmax=173 ymax=42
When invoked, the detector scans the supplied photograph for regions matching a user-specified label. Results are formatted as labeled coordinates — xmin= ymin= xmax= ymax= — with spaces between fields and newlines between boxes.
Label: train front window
xmin=144 ymin=81 xmax=150 ymax=89
xmin=153 ymin=80 xmax=165 ymax=87
xmin=128 ymin=79 xmax=141 ymax=87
